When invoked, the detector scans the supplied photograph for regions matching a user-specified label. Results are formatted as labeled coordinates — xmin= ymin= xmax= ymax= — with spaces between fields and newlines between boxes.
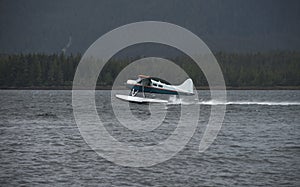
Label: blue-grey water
xmin=0 ymin=90 xmax=299 ymax=186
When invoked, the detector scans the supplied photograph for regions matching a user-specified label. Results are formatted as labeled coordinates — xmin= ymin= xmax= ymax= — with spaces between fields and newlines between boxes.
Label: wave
xmin=36 ymin=112 xmax=57 ymax=117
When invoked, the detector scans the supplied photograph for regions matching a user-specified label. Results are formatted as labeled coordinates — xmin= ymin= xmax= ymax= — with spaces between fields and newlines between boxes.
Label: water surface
xmin=0 ymin=90 xmax=299 ymax=186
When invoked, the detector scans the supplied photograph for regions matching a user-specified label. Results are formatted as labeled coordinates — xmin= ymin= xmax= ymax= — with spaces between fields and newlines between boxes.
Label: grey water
xmin=0 ymin=90 xmax=299 ymax=186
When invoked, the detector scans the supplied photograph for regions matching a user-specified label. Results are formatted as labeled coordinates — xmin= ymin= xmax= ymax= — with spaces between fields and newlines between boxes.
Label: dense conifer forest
xmin=0 ymin=51 xmax=299 ymax=89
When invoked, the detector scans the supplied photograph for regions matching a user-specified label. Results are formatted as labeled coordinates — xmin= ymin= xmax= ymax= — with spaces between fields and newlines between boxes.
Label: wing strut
xmin=142 ymin=85 xmax=145 ymax=98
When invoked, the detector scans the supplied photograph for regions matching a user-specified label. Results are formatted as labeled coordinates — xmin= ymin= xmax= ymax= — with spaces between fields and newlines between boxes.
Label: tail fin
xmin=176 ymin=78 xmax=194 ymax=94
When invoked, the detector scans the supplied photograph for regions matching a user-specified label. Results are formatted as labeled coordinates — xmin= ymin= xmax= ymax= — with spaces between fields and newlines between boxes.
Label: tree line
xmin=0 ymin=51 xmax=299 ymax=88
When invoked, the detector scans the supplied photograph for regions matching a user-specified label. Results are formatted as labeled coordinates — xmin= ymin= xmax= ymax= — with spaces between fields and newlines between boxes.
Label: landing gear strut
xmin=130 ymin=86 xmax=146 ymax=98
xmin=130 ymin=89 xmax=138 ymax=96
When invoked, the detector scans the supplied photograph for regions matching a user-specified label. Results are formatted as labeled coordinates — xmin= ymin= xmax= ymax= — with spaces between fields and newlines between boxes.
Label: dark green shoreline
xmin=1 ymin=86 xmax=299 ymax=90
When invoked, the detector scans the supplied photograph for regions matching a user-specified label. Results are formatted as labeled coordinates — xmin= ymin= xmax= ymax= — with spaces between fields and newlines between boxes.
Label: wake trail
xmin=167 ymin=98 xmax=300 ymax=106
xmin=198 ymin=101 xmax=300 ymax=106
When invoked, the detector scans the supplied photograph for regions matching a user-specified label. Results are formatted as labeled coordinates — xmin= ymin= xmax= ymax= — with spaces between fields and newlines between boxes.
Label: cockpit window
xmin=136 ymin=78 xmax=142 ymax=83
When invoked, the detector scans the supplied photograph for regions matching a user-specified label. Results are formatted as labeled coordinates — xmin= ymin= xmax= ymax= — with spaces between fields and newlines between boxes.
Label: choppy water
xmin=0 ymin=90 xmax=299 ymax=186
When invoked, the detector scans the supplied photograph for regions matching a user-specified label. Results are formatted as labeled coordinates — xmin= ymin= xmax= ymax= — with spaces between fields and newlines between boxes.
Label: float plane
xmin=115 ymin=75 xmax=194 ymax=103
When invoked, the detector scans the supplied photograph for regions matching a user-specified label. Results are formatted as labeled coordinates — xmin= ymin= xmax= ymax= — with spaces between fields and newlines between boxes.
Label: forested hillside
xmin=0 ymin=51 xmax=299 ymax=89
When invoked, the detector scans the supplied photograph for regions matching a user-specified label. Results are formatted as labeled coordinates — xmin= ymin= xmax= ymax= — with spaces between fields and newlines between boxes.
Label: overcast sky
xmin=0 ymin=0 xmax=299 ymax=54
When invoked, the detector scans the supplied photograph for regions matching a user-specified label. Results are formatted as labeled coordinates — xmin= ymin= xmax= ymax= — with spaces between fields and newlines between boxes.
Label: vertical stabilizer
xmin=175 ymin=78 xmax=194 ymax=94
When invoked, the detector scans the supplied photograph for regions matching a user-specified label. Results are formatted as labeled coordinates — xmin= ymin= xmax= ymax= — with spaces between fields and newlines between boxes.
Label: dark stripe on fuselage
xmin=128 ymin=84 xmax=178 ymax=95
